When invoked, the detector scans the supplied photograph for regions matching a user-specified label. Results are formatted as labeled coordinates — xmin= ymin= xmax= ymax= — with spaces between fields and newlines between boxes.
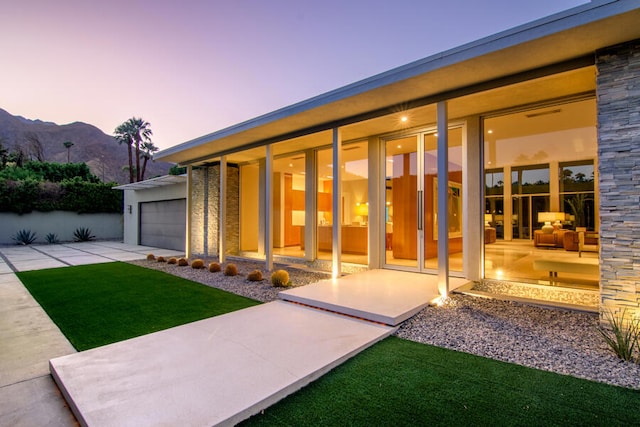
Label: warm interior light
xmin=291 ymin=210 xmax=305 ymax=226
xmin=488 ymin=129 xmax=493 ymax=134
xmin=400 ymin=116 xmax=408 ymax=122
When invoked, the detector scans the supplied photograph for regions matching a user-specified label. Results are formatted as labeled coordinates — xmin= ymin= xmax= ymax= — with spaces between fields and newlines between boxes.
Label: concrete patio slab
xmin=50 ymin=301 xmax=394 ymax=427
xmin=279 ymin=269 xmax=470 ymax=326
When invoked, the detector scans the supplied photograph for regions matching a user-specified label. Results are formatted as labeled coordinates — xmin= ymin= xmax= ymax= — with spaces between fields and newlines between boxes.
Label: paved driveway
xmin=0 ymin=241 xmax=183 ymax=273
xmin=0 ymin=242 xmax=184 ymax=426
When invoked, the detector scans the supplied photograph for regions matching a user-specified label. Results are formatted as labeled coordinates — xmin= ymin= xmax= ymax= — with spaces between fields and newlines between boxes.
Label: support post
xmin=332 ymin=128 xmax=342 ymax=278
xmin=219 ymin=157 xmax=227 ymax=263
xmin=437 ymin=101 xmax=450 ymax=297
xmin=265 ymin=145 xmax=274 ymax=271
xmin=186 ymin=165 xmax=192 ymax=259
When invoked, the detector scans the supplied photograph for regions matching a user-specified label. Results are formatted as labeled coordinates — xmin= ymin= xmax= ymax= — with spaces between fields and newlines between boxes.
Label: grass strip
xmin=18 ymin=262 xmax=259 ymax=351
xmin=242 ymin=336 xmax=640 ymax=426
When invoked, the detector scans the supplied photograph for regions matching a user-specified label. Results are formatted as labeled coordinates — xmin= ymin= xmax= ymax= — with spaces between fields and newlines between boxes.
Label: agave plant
xmin=73 ymin=227 xmax=95 ymax=242
xmin=12 ymin=229 xmax=37 ymax=245
xmin=45 ymin=233 xmax=60 ymax=244
xmin=597 ymin=309 xmax=639 ymax=362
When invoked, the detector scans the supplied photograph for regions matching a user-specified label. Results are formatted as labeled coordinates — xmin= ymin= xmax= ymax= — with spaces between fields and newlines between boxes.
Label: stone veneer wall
xmin=189 ymin=164 xmax=239 ymax=257
xmin=596 ymin=39 xmax=640 ymax=319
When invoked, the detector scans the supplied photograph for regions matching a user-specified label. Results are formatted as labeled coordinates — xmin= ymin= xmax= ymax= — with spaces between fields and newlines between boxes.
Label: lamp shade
xmin=537 ymin=212 xmax=556 ymax=223
xmin=355 ymin=203 xmax=368 ymax=216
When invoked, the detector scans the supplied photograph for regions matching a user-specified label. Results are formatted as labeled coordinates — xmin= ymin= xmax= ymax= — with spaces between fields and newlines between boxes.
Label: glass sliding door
xmin=385 ymin=135 xmax=419 ymax=269
xmin=384 ymin=127 xmax=463 ymax=272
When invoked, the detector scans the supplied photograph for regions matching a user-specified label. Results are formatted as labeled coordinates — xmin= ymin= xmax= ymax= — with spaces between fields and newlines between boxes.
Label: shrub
xmin=597 ymin=309 xmax=639 ymax=362
xmin=12 ymin=229 xmax=37 ymax=245
xmin=157 ymin=256 xmax=166 ymax=263
xmin=73 ymin=227 xmax=95 ymax=242
xmin=191 ymin=259 xmax=205 ymax=269
xmin=271 ymin=269 xmax=291 ymax=287
xmin=208 ymin=262 xmax=221 ymax=273
xmin=177 ymin=257 xmax=189 ymax=267
xmin=45 ymin=233 xmax=59 ymax=244
xmin=224 ymin=263 xmax=238 ymax=276
xmin=247 ymin=269 xmax=263 ymax=281
xmin=167 ymin=257 xmax=178 ymax=265
xmin=146 ymin=253 xmax=156 ymax=261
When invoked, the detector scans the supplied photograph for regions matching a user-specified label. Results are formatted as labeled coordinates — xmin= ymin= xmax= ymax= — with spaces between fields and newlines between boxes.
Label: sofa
xmin=533 ymin=229 xmax=567 ymax=248
xmin=563 ymin=230 xmax=599 ymax=252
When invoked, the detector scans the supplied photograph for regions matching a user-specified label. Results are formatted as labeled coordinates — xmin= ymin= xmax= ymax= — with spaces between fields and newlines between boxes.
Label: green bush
xmin=0 ymin=161 xmax=121 ymax=214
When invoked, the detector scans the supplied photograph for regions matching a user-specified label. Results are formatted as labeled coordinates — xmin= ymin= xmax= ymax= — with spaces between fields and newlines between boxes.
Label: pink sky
xmin=0 ymin=0 xmax=586 ymax=150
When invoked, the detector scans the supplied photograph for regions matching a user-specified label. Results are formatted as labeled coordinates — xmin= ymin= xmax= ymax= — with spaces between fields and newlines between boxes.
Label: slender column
xmin=367 ymin=136 xmax=380 ymax=268
xmin=203 ymin=167 xmax=209 ymax=256
xmin=332 ymin=128 xmax=342 ymax=278
xmin=503 ymin=165 xmax=513 ymax=241
xmin=549 ymin=161 xmax=560 ymax=211
xmin=437 ymin=101 xmax=449 ymax=296
xmin=186 ymin=165 xmax=193 ymax=258
xmin=258 ymin=159 xmax=266 ymax=255
xmin=265 ymin=144 xmax=274 ymax=271
xmin=463 ymin=116 xmax=482 ymax=281
xmin=304 ymin=149 xmax=316 ymax=261
xmin=219 ymin=157 xmax=227 ymax=263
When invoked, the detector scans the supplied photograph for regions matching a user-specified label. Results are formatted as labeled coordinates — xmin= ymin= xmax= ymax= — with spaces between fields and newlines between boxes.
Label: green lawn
xmin=241 ymin=337 xmax=640 ymax=427
xmin=18 ymin=262 xmax=260 ymax=351
xmin=19 ymin=262 xmax=640 ymax=425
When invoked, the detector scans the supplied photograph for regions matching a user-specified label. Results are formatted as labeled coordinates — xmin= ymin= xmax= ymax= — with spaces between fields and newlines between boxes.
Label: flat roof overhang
xmin=156 ymin=1 xmax=640 ymax=165
xmin=113 ymin=174 xmax=186 ymax=191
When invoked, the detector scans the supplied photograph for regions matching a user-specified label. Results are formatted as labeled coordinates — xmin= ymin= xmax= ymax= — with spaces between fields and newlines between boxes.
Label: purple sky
xmin=1 ymin=0 xmax=586 ymax=150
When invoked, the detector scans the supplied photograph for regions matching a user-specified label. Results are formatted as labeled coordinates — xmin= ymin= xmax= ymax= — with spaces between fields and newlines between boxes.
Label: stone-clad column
xmin=596 ymin=39 xmax=640 ymax=320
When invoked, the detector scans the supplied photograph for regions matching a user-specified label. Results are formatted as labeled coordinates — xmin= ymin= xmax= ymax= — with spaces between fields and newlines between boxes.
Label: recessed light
xmin=397 ymin=145 xmax=402 ymax=149
xmin=400 ymin=116 xmax=408 ymax=122
xmin=487 ymin=129 xmax=493 ymax=134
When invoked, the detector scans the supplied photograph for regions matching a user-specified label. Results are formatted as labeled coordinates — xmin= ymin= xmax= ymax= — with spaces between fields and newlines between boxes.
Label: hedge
xmin=0 ymin=178 xmax=122 ymax=214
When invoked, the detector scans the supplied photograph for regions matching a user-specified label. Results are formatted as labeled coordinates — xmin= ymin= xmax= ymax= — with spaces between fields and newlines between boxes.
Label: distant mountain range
xmin=0 ymin=108 xmax=173 ymax=184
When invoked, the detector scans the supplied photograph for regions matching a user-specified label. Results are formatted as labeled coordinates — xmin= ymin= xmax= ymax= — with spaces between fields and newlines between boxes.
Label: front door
xmin=384 ymin=132 xmax=439 ymax=272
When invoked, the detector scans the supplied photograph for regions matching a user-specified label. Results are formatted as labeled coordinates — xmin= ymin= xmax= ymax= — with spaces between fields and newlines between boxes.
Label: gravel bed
xmin=131 ymin=258 xmax=640 ymax=390
xmin=396 ymin=295 xmax=640 ymax=390
xmin=128 ymin=257 xmax=330 ymax=303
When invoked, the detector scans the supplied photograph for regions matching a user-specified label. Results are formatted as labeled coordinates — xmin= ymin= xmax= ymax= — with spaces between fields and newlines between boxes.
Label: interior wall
xmin=240 ymin=165 xmax=259 ymax=251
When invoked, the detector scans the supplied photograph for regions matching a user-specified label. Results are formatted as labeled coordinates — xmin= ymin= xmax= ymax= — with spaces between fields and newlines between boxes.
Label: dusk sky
xmin=1 ymin=0 xmax=586 ymax=150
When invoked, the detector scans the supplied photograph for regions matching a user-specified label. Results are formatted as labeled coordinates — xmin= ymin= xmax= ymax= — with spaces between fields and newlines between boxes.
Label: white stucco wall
xmin=121 ymin=182 xmax=187 ymax=246
xmin=0 ymin=211 xmax=122 ymax=244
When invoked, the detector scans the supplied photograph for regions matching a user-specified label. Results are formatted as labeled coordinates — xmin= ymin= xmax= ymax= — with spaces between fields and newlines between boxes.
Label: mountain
xmin=0 ymin=108 xmax=173 ymax=184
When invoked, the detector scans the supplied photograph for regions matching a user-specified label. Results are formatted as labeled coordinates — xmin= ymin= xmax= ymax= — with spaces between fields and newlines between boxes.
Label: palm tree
xmin=114 ymin=122 xmax=135 ymax=183
xmin=114 ymin=117 xmax=153 ymax=182
xmin=63 ymin=141 xmax=74 ymax=163
xmin=140 ymin=141 xmax=159 ymax=181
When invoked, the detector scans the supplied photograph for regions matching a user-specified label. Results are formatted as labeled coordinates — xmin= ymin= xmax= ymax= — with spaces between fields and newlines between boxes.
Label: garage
xmin=139 ymin=199 xmax=186 ymax=251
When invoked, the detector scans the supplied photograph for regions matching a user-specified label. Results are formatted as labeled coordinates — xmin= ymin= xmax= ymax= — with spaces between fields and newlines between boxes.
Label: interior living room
xmin=483 ymin=97 xmax=598 ymax=290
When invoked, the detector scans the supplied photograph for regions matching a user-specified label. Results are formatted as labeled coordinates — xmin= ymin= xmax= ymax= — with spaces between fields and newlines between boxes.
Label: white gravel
xmin=131 ymin=258 xmax=640 ymax=390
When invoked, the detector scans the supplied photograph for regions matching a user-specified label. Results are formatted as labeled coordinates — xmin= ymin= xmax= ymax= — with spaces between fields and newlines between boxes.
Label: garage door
xmin=139 ymin=199 xmax=186 ymax=251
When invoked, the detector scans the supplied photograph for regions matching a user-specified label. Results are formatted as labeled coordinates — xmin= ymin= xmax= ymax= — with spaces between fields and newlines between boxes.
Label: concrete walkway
xmin=1 ymin=242 xmax=461 ymax=426
xmin=0 ymin=242 xmax=184 ymax=426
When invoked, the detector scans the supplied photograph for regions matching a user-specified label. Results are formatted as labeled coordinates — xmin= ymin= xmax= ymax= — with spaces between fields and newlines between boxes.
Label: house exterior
xmin=115 ymin=174 xmax=187 ymax=251
xmin=156 ymin=0 xmax=640 ymax=318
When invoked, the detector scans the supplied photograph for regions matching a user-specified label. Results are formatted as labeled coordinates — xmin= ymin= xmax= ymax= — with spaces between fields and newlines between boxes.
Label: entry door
xmin=384 ymin=133 xmax=438 ymax=272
